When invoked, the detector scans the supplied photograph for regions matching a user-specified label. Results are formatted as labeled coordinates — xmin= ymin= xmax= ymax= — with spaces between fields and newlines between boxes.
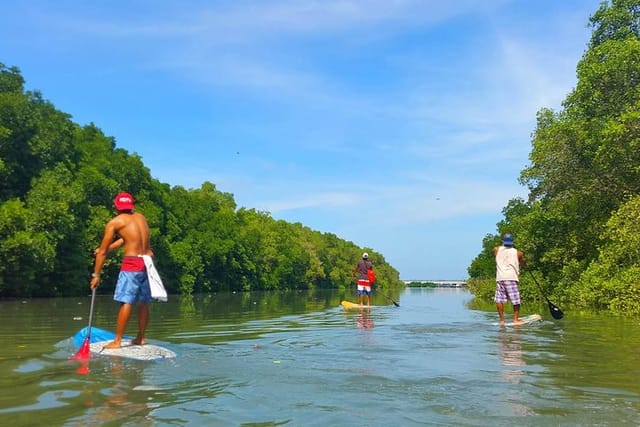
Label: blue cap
xmin=502 ymin=234 xmax=514 ymax=246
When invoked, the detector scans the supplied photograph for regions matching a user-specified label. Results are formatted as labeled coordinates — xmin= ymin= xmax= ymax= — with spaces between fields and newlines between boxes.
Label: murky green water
xmin=1 ymin=287 xmax=639 ymax=426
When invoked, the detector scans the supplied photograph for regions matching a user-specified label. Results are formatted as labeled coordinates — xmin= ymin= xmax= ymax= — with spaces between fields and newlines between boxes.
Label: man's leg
xmin=496 ymin=303 xmax=505 ymax=325
xmin=134 ymin=302 xmax=149 ymax=345
xmin=513 ymin=303 xmax=520 ymax=323
xmin=104 ymin=303 xmax=133 ymax=349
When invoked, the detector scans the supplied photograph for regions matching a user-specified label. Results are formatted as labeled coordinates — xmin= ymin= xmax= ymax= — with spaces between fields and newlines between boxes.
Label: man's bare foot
xmin=103 ymin=341 xmax=121 ymax=349
xmin=132 ymin=338 xmax=147 ymax=345
xmin=499 ymin=320 xmax=506 ymax=326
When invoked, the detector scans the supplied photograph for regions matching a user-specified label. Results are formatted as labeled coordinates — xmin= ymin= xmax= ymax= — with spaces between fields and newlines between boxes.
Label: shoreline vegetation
xmin=404 ymin=281 xmax=465 ymax=288
xmin=465 ymin=1 xmax=640 ymax=316
xmin=405 ymin=282 xmax=437 ymax=288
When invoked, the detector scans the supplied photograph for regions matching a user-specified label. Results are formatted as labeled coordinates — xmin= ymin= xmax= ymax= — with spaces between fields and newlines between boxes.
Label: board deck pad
xmin=492 ymin=313 xmax=543 ymax=326
xmin=73 ymin=326 xmax=175 ymax=361
xmin=90 ymin=340 xmax=176 ymax=361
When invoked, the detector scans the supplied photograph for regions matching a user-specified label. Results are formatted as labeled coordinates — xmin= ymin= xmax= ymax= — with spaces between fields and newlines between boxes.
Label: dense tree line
xmin=0 ymin=64 xmax=402 ymax=298
xmin=467 ymin=0 xmax=640 ymax=315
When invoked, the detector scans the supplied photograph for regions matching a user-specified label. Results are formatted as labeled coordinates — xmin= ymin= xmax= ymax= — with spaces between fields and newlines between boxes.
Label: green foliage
xmin=0 ymin=199 xmax=53 ymax=296
xmin=466 ymin=278 xmax=495 ymax=302
xmin=568 ymin=196 xmax=640 ymax=314
xmin=589 ymin=0 xmax=640 ymax=47
xmin=467 ymin=233 xmax=500 ymax=279
xmin=0 ymin=64 xmax=404 ymax=298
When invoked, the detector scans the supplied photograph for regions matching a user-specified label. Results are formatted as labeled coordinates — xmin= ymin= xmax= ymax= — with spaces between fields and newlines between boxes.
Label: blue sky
xmin=1 ymin=0 xmax=602 ymax=280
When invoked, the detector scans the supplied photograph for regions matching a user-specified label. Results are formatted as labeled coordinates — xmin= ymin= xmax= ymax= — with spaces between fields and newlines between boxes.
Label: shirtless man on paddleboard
xmin=90 ymin=192 xmax=153 ymax=349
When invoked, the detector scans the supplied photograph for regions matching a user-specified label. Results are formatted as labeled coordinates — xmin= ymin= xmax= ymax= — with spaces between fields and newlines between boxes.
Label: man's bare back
xmin=110 ymin=212 xmax=152 ymax=257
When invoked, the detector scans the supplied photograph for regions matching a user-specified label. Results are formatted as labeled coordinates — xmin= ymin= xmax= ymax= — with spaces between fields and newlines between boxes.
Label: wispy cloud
xmin=258 ymin=191 xmax=360 ymax=213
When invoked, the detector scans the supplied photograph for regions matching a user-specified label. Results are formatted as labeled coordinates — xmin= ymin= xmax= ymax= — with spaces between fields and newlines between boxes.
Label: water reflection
xmin=496 ymin=328 xmax=536 ymax=417
xmin=357 ymin=310 xmax=374 ymax=329
xmin=69 ymin=359 xmax=152 ymax=426
xmin=498 ymin=329 xmax=524 ymax=383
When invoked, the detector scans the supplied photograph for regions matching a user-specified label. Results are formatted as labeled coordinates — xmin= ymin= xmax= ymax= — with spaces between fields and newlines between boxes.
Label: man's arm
xmin=518 ymin=251 xmax=527 ymax=269
xmin=90 ymin=220 xmax=118 ymax=289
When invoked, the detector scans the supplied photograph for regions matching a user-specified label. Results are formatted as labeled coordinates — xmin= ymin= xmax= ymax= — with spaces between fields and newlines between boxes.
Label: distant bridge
xmin=402 ymin=280 xmax=467 ymax=288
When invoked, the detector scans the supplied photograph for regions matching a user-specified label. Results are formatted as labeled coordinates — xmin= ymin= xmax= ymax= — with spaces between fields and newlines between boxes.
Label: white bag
xmin=141 ymin=255 xmax=168 ymax=302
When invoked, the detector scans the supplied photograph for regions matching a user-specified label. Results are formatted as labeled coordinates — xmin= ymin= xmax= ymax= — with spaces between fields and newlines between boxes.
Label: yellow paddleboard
xmin=340 ymin=300 xmax=373 ymax=310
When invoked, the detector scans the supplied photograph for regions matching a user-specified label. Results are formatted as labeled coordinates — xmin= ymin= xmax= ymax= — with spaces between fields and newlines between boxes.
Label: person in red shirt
xmin=353 ymin=253 xmax=373 ymax=306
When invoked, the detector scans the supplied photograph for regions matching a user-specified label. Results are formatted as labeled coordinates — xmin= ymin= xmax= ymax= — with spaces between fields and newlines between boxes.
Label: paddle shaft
xmin=86 ymin=255 xmax=98 ymax=338
xmin=383 ymin=294 xmax=400 ymax=307
xmin=371 ymin=282 xmax=399 ymax=307
xmin=86 ymin=287 xmax=96 ymax=339
xmin=529 ymin=272 xmax=552 ymax=303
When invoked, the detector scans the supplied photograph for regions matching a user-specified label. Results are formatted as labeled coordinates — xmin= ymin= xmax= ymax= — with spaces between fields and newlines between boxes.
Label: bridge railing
xmin=402 ymin=280 xmax=467 ymax=287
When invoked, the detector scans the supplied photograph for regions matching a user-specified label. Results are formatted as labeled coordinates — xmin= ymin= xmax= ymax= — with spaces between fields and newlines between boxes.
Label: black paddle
xmin=529 ymin=272 xmax=564 ymax=319
xmin=370 ymin=281 xmax=399 ymax=307
xmin=382 ymin=293 xmax=400 ymax=307
xmin=376 ymin=285 xmax=399 ymax=307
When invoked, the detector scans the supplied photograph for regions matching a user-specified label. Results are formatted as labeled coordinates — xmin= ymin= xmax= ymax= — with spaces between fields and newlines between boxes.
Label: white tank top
xmin=496 ymin=246 xmax=520 ymax=281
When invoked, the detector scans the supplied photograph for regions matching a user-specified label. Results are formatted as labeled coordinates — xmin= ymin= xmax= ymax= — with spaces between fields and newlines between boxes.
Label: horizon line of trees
xmin=0 ymin=63 xmax=403 ymax=298
xmin=467 ymin=0 xmax=640 ymax=316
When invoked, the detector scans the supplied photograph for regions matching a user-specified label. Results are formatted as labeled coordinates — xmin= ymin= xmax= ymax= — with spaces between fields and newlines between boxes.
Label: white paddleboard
xmin=492 ymin=313 xmax=542 ymax=327
xmin=90 ymin=340 xmax=176 ymax=361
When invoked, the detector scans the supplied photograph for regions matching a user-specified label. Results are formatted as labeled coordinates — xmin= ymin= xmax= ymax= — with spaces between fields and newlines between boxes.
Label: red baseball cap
xmin=114 ymin=192 xmax=135 ymax=211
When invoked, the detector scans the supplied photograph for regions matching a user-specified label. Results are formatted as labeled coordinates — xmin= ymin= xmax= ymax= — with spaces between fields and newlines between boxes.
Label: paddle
xmin=73 ymin=255 xmax=98 ymax=365
xmin=529 ymin=272 xmax=564 ymax=320
xmin=383 ymin=293 xmax=400 ymax=307
xmin=72 ymin=286 xmax=97 ymax=361
xmin=373 ymin=284 xmax=399 ymax=307
xmin=366 ymin=269 xmax=399 ymax=307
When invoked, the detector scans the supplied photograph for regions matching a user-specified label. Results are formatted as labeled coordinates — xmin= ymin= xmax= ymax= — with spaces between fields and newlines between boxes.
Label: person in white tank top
xmin=492 ymin=233 xmax=527 ymax=325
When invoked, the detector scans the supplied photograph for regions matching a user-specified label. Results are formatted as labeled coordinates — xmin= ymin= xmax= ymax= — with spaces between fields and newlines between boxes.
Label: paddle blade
xmin=72 ymin=337 xmax=91 ymax=361
xmin=548 ymin=302 xmax=564 ymax=319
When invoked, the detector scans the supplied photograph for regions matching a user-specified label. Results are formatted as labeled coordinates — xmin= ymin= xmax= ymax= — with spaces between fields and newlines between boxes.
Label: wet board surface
xmin=73 ymin=326 xmax=175 ymax=361
xmin=492 ymin=313 xmax=543 ymax=327
xmin=89 ymin=340 xmax=176 ymax=361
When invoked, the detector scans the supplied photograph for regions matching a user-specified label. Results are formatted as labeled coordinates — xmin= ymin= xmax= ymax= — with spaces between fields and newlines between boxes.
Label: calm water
xmin=1 ymin=287 xmax=639 ymax=426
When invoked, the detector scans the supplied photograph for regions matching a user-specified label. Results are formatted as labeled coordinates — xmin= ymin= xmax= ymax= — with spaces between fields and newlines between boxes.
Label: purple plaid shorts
xmin=494 ymin=280 xmax=521 ymax=305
